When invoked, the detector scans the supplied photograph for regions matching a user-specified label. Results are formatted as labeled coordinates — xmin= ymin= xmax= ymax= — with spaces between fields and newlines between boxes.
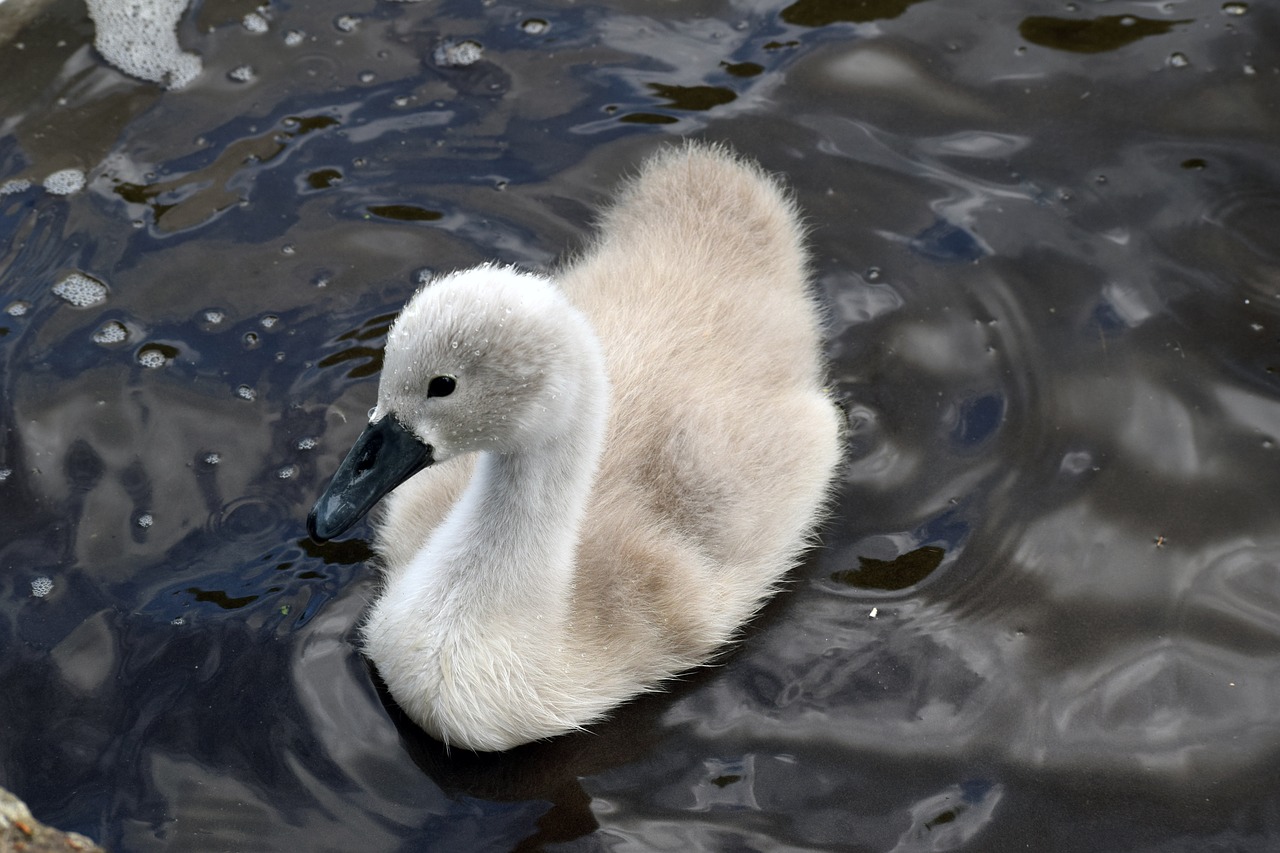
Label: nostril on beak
xmin=354 ymin=432 xmax=384 ymax=476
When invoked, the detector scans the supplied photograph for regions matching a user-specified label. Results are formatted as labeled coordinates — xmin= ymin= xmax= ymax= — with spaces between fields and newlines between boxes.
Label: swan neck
xmin=432 ymin=339 xmax=608 ymax=616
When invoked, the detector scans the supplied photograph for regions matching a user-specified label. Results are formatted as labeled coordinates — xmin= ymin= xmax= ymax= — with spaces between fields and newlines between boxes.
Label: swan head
xmin=308 ymin=264 xmax=601 ymax=541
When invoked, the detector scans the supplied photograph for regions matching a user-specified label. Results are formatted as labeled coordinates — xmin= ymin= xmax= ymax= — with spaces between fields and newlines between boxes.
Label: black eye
xmin=427 ymin=375 xmax=457 ymax=398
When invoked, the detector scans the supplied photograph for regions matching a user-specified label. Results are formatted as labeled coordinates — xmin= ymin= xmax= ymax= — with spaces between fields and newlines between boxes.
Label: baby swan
xmin=308 ymin=142 xmax=842 ymax=751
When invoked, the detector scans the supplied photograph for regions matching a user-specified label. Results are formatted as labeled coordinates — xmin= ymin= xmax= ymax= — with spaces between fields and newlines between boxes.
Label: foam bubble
xmin=335 ymin=15 xmax=360 ymax=33
xmin=31 ymin=577 xmax=53 ymax=597
xmin=53 ymin=273 xmax=109 ymax=307
xmin=93 ymin=321 xmax=129 ymax=344
xmin=236 ymin=384 xmax=257 ymax=401
xmin=85 ymin=0 xmax=202 ymax=89
xmin=243 ymin=12 xmax=268 ymax=33
xmin=137 ymin=348 xmax=168 ymax=368
xmin=229 ymin=64 xmax=256 ymax=83
xmin=1 ymin=179 xmax=31 ymax=195
xmin=137 ymin=513 xmax=154 ymax=528
xmin=296 ymin=437 xmax=317 ymax=451
xmin=434 ymin=40 xmax=483 ymax=67
xmin=6 ymin=301 xmax=31 ymax=316
xmin=277 ymin=465 xmax=298 ymax=479
xmin=284 ymin=29 xmax=305 ymax=46
xmin=0 ymin=468 xmax=11 ymax=481
xmin=43 ymin=169 xmax=85 ymax=195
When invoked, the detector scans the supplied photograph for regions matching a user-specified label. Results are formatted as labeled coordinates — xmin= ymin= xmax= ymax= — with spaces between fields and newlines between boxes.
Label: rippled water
xmin=3 ymin=0 xmax=1280 ymax=849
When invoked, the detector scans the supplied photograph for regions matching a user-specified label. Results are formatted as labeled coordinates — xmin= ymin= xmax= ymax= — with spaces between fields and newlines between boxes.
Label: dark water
xmin=2 ymin=0 xmax=1280 ymax=849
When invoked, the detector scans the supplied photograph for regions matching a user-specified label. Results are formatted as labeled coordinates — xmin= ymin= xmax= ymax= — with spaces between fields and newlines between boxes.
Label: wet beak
xmin=307 ymin=416 xmax=434 ymax=542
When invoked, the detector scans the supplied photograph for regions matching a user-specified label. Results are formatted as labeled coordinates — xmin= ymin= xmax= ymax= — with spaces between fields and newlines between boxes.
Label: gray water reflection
xmin=2 ymin=0 xmax=1280 ymax=849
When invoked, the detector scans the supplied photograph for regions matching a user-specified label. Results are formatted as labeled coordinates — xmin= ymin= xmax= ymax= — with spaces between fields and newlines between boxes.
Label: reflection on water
xmin=2 ymin=0 xmax=1280 ymax=849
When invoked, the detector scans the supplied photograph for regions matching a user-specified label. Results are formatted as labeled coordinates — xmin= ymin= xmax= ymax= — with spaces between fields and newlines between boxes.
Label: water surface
xmin=3 ymin=0 xmax=1280 ymax=849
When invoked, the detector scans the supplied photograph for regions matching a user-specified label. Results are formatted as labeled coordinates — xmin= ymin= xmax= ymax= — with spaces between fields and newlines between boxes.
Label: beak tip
xmin=307 ymin=498 xmax=344 ymax=542
xmin=306 ymin=507 xmax=329 ymax=542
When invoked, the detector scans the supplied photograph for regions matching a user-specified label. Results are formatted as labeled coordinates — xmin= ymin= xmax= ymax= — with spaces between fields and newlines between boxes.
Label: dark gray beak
xmin=307 ymin=416 xmax=434 ymax=542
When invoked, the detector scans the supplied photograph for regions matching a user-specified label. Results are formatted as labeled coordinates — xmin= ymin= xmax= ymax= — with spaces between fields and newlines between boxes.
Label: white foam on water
xmin=43 ymin=169 xmax=85 ymax=195
xmin=92 ymin=321 xmax=129 ymax=344
xmin=284 ymin=29 xmax=305 ymax=46
xmin=243 ymin=12 xmax=268 ymax=33
xmin=31 ymin=577 xmax=53 ymax=598
xmin=1 ymin=179 xmax=31 ymax=195
xmin=53 ymin=273 xmax=109 ymax=307
xmin=85 ymin=0 xmax=202 ymax=89
xmin=6 ymin=301 xmax=31 ymax=316
xmin=229 ymin=64 xmax=256 ymax=83
xmin=434 ymin=40 xmax=483 ymax=67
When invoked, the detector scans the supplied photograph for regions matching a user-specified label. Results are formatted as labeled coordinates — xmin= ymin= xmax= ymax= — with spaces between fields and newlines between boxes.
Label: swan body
xmin=308 ymin=143 xmax=842 ymax=751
